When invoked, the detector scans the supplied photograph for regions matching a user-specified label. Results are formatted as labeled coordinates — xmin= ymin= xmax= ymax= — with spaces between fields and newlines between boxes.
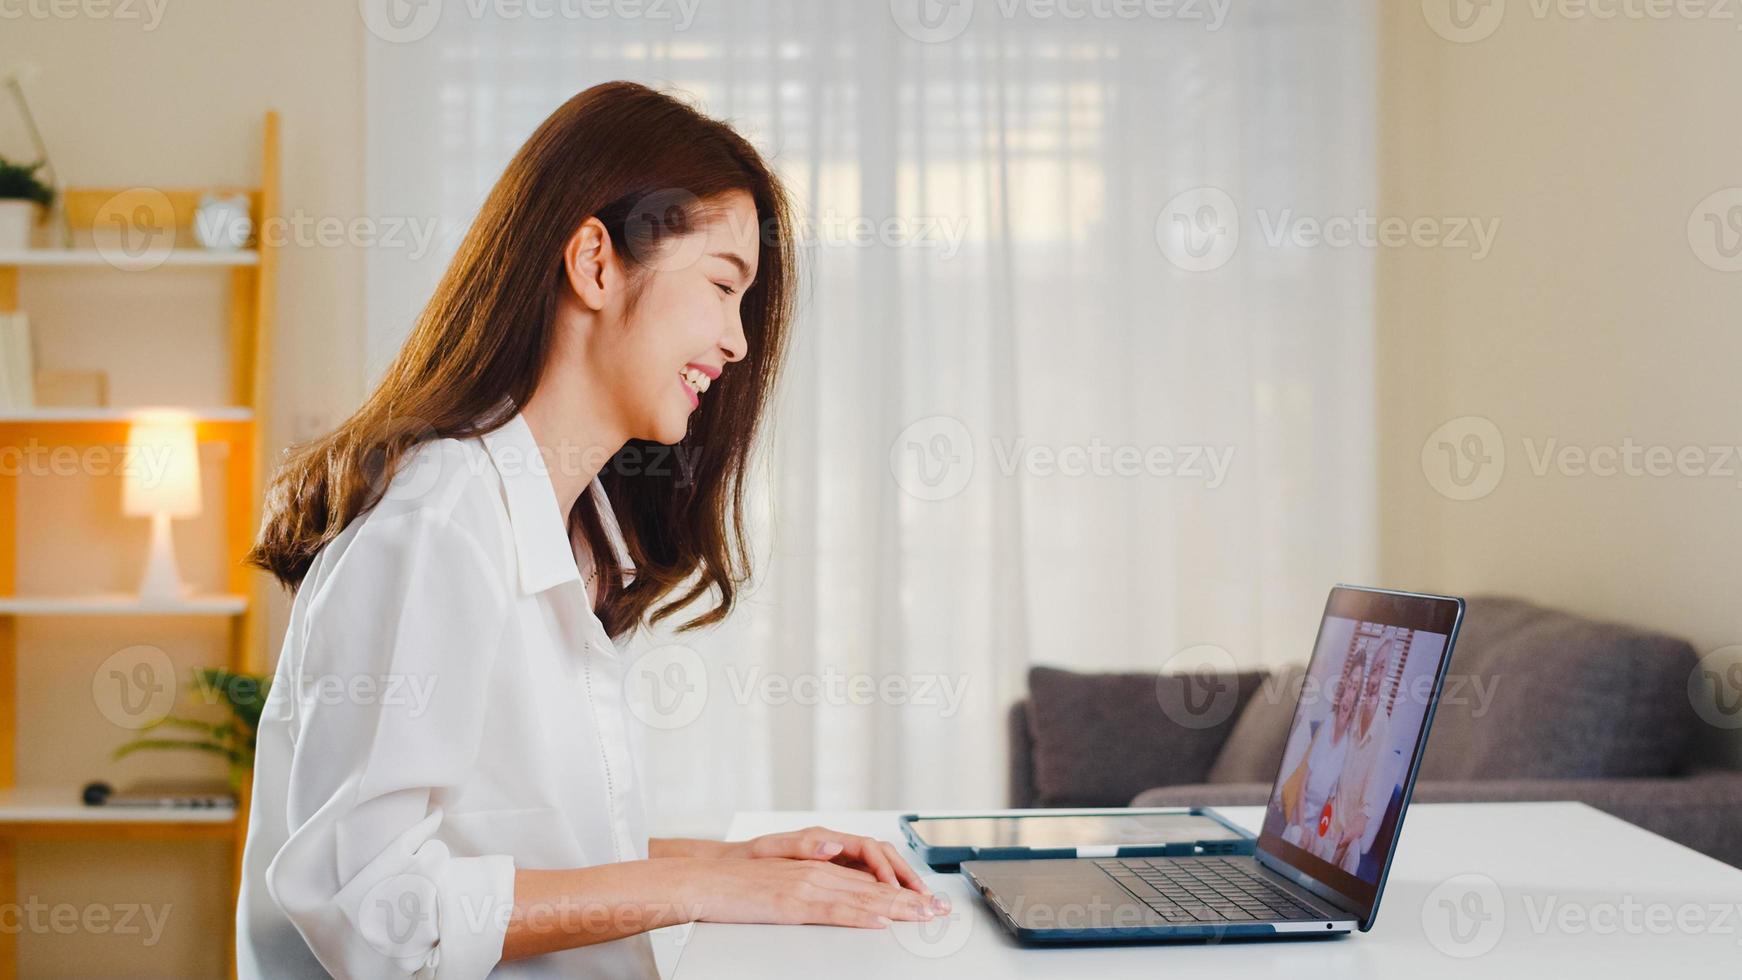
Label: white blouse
xmin=237 ymin=412 xmax=660 ymax=979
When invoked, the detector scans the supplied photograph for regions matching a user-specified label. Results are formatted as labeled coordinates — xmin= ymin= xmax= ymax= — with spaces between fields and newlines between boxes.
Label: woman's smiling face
xmin=600 ymin=189 xmax=760 ymax=446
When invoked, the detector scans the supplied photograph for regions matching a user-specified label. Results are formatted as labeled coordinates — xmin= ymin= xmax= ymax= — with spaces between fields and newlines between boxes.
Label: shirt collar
xmin=480 ymin=412 xmax=635 ymax=596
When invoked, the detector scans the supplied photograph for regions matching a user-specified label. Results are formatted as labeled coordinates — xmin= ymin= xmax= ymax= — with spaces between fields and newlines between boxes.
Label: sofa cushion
xmin=1026 ymin=665 xmax=1266 ymax=807
xmin=1417 ymin=596 xmax=1700 ymax=781
xmin=1206 ymin=664 xmax=1308 ymax=784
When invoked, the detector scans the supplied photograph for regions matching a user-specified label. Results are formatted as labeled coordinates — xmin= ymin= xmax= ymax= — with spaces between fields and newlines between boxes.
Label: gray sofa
xmin=1008 ymin=596 xmax=1742 ymax=868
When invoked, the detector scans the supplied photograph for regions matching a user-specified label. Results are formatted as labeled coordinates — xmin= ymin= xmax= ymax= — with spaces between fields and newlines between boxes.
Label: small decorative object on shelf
xmin=123 ymin=412 xmax=203 ymax=601
xmin=0 ymin=156 xmax=52 ymax=251
xmin=112 ymin=668 xmax=271 ymax=792
xmin=32 ymin=368 xmax=107 ymax=408
xmin=80 ymin=777 xmax=234 ymax=809
xmin=1 ymin=62 xmax=62 ymax=249
xmin=193 ymin=191 xmax=253 ymax=251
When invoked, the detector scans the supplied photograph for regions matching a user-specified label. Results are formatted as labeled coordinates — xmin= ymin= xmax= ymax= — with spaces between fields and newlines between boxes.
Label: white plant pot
xmin=0 ymin=200 xmax=38 ymax=250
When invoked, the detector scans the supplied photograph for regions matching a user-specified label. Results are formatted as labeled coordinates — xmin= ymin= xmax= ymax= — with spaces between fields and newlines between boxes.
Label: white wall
xmin=1376 ymin=3 xmax=1742 ymax=764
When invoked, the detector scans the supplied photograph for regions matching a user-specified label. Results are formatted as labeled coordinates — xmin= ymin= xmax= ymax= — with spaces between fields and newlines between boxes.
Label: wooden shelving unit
xmin=0 ymin=595 xmax=249 ymax=616
xmin=0 ymin=249 xmax=260 ymax=268
xmin=0 ymin=785 xmax=236 ymax=835
xmin=0 ymin=408 xmax=254 ymax=423
xmin=0 ymin=111 xmax=277 ymax=979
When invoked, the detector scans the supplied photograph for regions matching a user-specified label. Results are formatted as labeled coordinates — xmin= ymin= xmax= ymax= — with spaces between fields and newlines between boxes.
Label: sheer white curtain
xmin=364 ymin=0 xmax=1376 ymax=835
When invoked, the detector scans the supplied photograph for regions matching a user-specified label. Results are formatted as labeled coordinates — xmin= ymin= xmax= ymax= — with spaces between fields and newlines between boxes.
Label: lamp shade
xmin=122 ymin=414 xmax=202 ymax=518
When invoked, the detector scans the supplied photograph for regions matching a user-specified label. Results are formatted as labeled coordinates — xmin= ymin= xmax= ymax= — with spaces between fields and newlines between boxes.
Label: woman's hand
xmin=665 ymin=855 xmax=945 ymax=929
xmin=723 ymin=826 xmax=939 ymax=902
xmin=503 ymin=852 xmax=944 ymax=961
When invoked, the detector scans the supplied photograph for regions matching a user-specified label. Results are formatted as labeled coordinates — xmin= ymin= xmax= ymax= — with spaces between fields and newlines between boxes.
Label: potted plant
xmin=113 ymin=667 xmax=272 ymax=793
xmin=0 ymin=154 xmax=53 ymax=250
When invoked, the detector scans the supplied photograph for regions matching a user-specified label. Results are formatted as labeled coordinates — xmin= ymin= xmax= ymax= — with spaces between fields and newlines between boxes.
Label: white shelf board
xmin=0 ymin=407 xmax=253 ymax=423
xmin=0 ymin=248 xmax=258 ymax=268
xmin=0 ymin=594 xmax=248 ymax=616
xmin=0 ymin=785 xmax=235 ymax=824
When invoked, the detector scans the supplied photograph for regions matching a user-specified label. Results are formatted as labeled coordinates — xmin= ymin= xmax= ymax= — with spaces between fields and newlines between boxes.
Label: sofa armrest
xmin=1009 ymin=699 xmax=1036 ymax=809
xmin=1133 ymin=771 xmax=1742 ymax=869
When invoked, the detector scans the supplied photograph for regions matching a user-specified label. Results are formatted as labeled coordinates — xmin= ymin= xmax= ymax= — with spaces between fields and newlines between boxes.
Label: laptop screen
xmin=1256 ymin=587 xmax=1462 ymax=925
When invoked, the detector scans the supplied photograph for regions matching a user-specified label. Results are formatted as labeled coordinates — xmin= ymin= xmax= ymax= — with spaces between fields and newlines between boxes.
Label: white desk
xmin=666 ymin=803 xmax=1742 ymax=979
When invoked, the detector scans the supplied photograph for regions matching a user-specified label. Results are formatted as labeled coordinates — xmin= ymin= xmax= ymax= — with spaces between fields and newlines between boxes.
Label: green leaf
xmin=112 ymin=738 xmax=232 ymax=761
xmin=141 ymin=716 xmax=224 ymax=737
xmin=0 ymin=155 xmax=53 ymax=208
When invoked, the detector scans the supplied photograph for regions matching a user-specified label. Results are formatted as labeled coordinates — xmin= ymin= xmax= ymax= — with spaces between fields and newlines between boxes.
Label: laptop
xmin=962 ymin=585 xmax=1465 ymax=943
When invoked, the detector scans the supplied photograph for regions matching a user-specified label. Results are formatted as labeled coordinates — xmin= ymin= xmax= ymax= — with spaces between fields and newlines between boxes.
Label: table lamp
xmin=123 ymin=414 xmax=201 ymax=601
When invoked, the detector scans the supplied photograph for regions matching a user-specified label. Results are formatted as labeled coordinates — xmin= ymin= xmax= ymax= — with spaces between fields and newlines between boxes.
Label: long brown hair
xmin=248 ymin=81 xmax=796 ymax=636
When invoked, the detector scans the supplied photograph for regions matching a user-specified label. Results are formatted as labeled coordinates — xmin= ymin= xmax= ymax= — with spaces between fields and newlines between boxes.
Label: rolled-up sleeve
xmin=264 ymin=508 xmax=516 ymax=979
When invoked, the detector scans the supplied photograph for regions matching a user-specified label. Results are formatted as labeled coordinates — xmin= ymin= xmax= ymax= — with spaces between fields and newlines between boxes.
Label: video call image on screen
xmin=1260 ymin=617 xmax=1449 ymax=885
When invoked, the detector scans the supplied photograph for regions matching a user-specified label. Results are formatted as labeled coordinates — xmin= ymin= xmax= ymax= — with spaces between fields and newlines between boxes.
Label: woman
xmin=1330 ymin=637 xmax=1400 ymax=874
xmin=1278 ymin=646 xmax=1365 ymax=858
xmin=236 ymin=82 xmax=945 ymax=979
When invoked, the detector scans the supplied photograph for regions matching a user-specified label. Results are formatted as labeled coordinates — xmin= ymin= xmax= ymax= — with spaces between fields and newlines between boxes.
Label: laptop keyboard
xmin=1095 ymin=857 xmax=1326 ymax=924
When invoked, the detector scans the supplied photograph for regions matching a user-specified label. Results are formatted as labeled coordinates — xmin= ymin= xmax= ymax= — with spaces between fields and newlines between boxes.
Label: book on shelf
xmin=0 ymin=312 xmax=35 ymax=411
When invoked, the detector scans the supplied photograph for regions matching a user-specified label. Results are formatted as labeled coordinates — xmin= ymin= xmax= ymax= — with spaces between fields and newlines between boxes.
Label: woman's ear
xmin=564 ymin=216 xmax=619 ymax=312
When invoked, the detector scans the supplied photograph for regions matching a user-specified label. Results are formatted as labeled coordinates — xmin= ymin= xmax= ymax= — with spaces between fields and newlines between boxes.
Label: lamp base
xmin=137 ymin=511 xmax=190 ymax=602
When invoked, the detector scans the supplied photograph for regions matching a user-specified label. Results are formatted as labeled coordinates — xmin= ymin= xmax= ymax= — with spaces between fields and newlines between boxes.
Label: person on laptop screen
xmin=1333 ymin=637 xmax=1408 ymax=874
xmin=1268 ymin=621 xmax=1449 ymax=885
xmin=1276 ymin=647 xmax=1364 ymax=860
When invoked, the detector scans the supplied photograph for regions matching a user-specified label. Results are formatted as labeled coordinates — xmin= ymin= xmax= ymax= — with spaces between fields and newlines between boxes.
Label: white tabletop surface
xmin=665 ymin=802 xmax=1742 ymax=979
